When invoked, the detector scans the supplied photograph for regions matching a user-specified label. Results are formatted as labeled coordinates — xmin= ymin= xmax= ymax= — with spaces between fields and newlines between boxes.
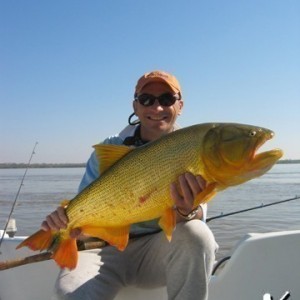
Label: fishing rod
xmin=0 ymin=142 xmax=38 ymax=252
xmin=206 ymin=195 xmax=300 ymax=223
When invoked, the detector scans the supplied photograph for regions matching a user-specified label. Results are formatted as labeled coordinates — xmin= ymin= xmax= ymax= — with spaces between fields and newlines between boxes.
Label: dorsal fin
xmin=93 ymin=144 xmax=134 ymax=174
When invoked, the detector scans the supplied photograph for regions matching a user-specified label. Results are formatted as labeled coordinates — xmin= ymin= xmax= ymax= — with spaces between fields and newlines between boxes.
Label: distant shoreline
xmin=0 ymin=160 xmax=299 ymax=169
xmin=0 ymin=163 xmax=86 ymax=169
xmin=277 ymin=159 xmax=300 ymax=164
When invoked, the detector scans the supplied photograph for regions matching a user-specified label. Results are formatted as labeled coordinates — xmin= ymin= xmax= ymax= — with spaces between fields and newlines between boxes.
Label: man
xmin=42 ymin=70 xmax=218 ymax=300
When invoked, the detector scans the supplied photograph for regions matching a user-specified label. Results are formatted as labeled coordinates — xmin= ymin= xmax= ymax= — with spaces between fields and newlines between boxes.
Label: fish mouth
xmin=253 ymin=129 xmax=274 ymax=155
xmin=253 ymin=148 xmax=283 ymax=166
xmin=203 ymin=124 xmax=283 ymax=187
xmin=250 ymin=130 xmax=283 ymax=172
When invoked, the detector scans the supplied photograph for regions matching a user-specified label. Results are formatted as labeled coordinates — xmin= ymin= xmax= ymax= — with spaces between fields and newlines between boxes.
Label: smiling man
xmin=132 ymin=71 xmax=183 ymax=141
xmin=43 ymin=70 xmax=218 ymax=300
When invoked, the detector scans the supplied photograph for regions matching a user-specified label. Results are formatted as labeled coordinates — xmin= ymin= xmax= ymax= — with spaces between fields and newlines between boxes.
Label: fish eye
xmin=249 ymin=130 xmax=256 ymax=137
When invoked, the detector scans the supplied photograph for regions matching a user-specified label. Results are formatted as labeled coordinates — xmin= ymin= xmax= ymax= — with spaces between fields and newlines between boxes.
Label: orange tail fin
xmin=16 ymin=229 xmax=54 ymax=251
xmin=52 ymin=238 xmax=78 ymax=270
xmin=16 ymin=229 xmax=78 ymax=270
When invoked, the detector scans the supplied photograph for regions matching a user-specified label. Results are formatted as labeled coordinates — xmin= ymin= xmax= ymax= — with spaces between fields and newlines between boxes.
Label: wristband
xmin=176 ymin=206 xmax=201 ymax=221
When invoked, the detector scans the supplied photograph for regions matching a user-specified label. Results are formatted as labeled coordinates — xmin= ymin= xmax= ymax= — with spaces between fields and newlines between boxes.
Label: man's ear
xmin=133 ymin=100 xmax=137 ymax=114
xmin=177 ymin=100 xmax=184 ymax=115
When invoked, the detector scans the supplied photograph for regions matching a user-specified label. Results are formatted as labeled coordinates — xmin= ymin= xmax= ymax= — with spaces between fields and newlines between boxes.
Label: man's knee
xmin=173 ymin=220 xmax=217 ymax=254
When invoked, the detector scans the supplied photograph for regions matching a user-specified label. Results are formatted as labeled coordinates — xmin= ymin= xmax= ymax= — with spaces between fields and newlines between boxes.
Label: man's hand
xmin=41 ymin=206 xmax=81 ymax=239
xmin=170 ymin=173 xmax=206 ymax=222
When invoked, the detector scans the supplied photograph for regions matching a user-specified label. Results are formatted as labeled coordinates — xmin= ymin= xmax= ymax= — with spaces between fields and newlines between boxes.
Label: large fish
xmin=17 ymin=123 xmax=283 ymax=269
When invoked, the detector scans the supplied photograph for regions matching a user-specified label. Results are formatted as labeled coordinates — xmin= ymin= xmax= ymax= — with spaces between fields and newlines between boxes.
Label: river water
xmin=0 ymin=164 xmax=299 ymax=259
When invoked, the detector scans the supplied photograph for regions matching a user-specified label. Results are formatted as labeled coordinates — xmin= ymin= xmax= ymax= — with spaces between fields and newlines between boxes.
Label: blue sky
xmin=1 ymin=1 xmax=299 ymax=163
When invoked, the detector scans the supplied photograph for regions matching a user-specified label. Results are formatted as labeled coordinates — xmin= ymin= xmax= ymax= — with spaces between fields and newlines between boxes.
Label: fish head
xmin=202 ymin=123 xmax=283 ymax=187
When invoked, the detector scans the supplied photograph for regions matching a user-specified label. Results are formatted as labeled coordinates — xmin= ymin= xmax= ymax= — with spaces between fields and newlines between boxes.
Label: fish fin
xmin=52 ymin=238 xmax=78 ymax=270
xmin=16 ymin=230 xmax=78 ymax=270
xmin=60 ymin=199 xmax=71 ymax=207
xmin=93 ymin=144 xmax=134 ymax=174
xmin=81 ymin=225 xmax=130 ymax=251
xmin=16 ymin=229 xmax=54 ymax=251
xmin=193 ymin=182 xmax=218 ymax=207
xmin=158 ymin=208 xmax=176 ymax=242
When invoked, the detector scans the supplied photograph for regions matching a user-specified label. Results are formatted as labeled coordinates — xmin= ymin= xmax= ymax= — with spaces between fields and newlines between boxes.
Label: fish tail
xmin=16 ymin=229 xmax=54 ymax=251
xmin=52 ymin=237 xmax=78 ymax=270
xmin=16 ymin=229 xmax=78 ymax=270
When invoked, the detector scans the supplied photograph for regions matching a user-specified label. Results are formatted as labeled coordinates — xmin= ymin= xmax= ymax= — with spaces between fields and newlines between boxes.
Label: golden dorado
xmin=17 ymin=123 xmax=283 ymax=269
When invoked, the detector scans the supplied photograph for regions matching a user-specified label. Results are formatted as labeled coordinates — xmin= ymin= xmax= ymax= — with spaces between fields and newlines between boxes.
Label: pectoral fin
xmin=158 ymin=208 xmax=176 ymax=241
xmin=81 ymin=225 xmax=130 ymax=251
xmin=193 ymin=182 xmax=217 ymax=207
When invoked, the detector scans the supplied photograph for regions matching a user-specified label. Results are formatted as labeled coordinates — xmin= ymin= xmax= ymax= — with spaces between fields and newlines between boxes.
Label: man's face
xmin=133 ymin=82 xmax=183 ymax=141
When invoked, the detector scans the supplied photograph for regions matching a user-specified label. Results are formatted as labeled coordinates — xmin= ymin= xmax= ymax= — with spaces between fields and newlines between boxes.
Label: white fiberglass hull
xmin=0 ymin=230 xmax=299 ymax=300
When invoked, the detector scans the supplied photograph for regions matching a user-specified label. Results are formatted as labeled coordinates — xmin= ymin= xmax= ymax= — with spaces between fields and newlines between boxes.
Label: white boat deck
xmin=0 ymin=229 xmax=299 ymax=300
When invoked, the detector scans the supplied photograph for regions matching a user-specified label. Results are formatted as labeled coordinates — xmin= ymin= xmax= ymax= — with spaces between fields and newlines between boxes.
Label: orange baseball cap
xmin=135 ymin=70 xmax=181 ymax=95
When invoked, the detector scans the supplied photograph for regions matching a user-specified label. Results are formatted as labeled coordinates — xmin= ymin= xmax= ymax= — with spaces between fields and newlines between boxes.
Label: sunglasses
xmin=134 ymin=92 xmax=181 ymax=107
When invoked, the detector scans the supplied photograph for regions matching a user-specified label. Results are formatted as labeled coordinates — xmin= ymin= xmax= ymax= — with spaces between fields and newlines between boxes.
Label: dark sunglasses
xmin=134 ymin=92 xmax=181 ymax=107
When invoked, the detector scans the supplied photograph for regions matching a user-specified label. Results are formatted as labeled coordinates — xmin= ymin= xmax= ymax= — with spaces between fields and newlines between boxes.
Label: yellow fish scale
xmin=66 ymin=126 xmax=205 ymax=229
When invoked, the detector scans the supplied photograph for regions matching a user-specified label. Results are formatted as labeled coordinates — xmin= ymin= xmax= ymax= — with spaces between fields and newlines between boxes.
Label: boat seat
xmin=208 ymin=230 xmax=300 ymax=300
